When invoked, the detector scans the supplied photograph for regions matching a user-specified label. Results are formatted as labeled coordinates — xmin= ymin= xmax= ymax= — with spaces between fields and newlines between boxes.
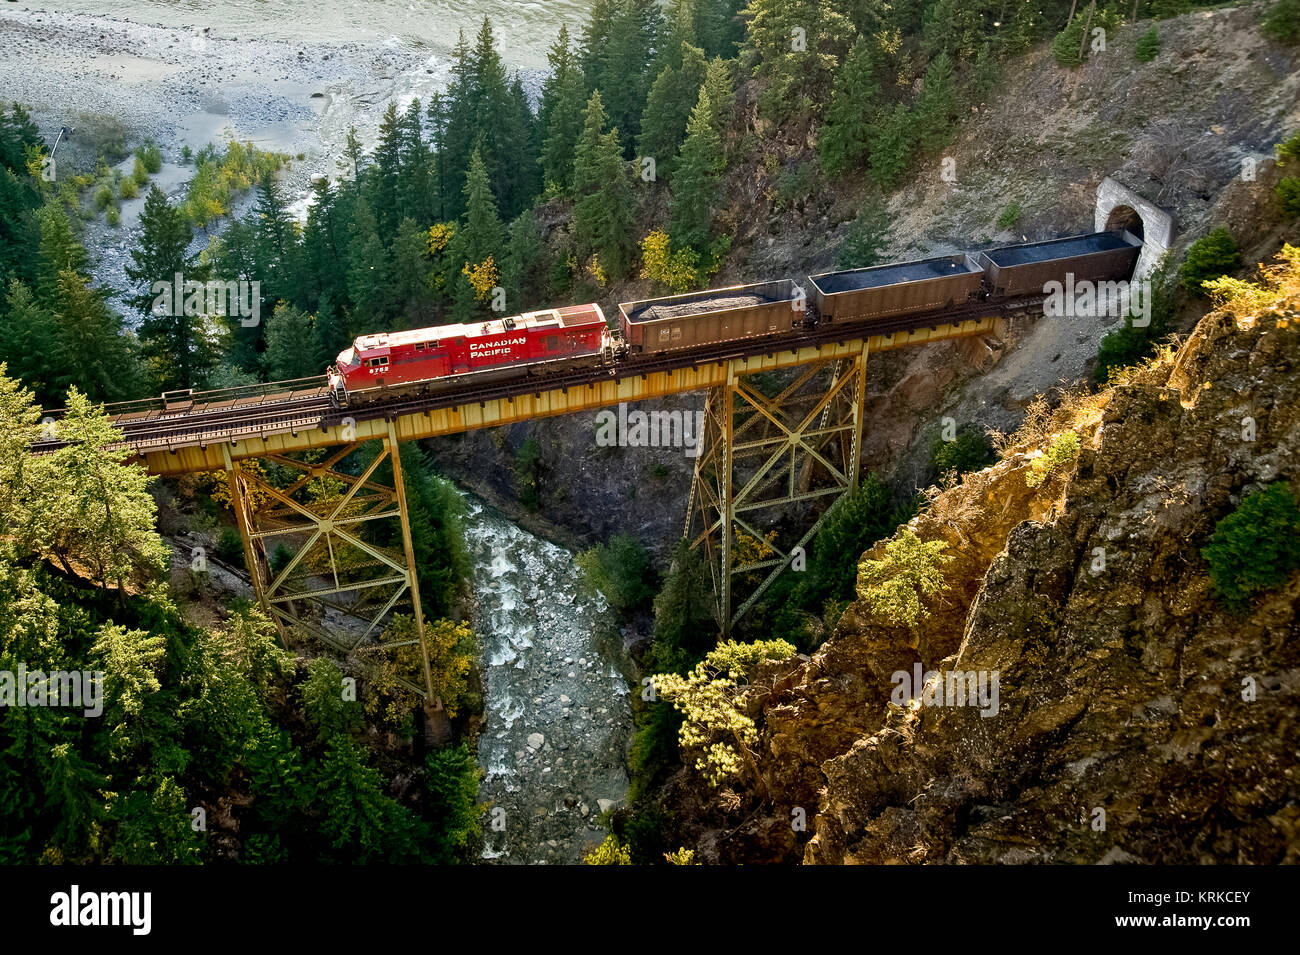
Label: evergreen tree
xmin=252 ymin=173 xmax=300 ymax=307
xmin=125 ymin=186 xmax=211 ymax=390
xmin=501 ymin=210 xmax=549 ymax=312
xmin=391 ymin=216 xmax=435 ymax=323
xmin=637 ymin=42 xmax=709 ymax=181
xmin=0 ymin=161 xmax=41 ymax=287
xmin=668 ymin=81 xmax=727 ymax=251
xmin=867 ymin=102 xmax=916 ymax=188
xmin=913 ymin=49 xmax=959 ymax=153
xmin=572 ymin=93 xmax=638 ymax=279
xmin=584 ymin=0 xmax=665 ymax=155
xmin=740 ymin=0 xmax=855 ymax=129
xmin=445 ymin=148 xmax=505 ymax=318
xmin=346 ymin=198 xmax=400 ymax=333
xmin=819 ymin=36 xmax=883 ymax=176
xmin=499 ymin=76 xmax=541 ymax=217
xmin=48 ymin=270 xmax=140 ymax=403
xmin=538 ymin=25 xmax=590 ymax=192
xmin=837 ymin=198 xmax=892 ymax=269
xmin=34 ymin=202 xmax=88 ymax=308
xmin=0 ymin=280 xmax=62 ymax=408
xmin=369 ymin=102 xmax=405 ymax=238
xmin=263 ymin=303 xmax=324 ymax=381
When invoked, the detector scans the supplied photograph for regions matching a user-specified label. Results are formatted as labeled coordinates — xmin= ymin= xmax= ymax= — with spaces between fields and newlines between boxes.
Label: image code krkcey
xmin=0 ymin=0 xmax=1296 ymax=935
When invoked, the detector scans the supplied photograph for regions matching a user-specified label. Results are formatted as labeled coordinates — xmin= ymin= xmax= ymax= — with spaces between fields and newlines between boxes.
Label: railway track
xmin=32 ymin=295 xmax=1037 ymax=455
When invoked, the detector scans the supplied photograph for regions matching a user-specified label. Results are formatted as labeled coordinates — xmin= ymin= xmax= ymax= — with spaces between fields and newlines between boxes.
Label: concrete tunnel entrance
xmin=1095 ymin=177 xmax=1174 ymax=281
xmin=1104 ymin=204 xmax=1145 ymax=241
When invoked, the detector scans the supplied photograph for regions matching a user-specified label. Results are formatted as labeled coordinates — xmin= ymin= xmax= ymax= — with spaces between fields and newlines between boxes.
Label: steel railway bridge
xmin=34 ymin=295 xmax=1045 ymax=702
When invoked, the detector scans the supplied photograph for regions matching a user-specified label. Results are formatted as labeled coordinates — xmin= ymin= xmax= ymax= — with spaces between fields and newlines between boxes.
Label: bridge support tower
xmin=221 ymin=422 xmax=436 ymax=701
xmin=686 ymin=343 xmax=870 ymax=636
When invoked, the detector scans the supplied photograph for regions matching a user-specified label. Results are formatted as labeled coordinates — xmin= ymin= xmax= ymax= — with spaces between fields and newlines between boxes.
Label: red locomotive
xmin=329 ymin=304 xmax=612 ymax=407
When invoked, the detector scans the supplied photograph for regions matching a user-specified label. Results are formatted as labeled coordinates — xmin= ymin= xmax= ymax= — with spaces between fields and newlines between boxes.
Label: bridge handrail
xmin=38 ymin=375 xmax=330 ymax=420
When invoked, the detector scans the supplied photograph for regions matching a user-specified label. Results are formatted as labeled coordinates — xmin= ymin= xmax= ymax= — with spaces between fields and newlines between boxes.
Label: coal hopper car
xmin=978 ymin=231 xmax=1142 ymax=298
xmin=618 ymin=279 xmax=807 ymax=355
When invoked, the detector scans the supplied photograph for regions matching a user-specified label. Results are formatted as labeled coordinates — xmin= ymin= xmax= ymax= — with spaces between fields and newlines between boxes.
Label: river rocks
xmin=467 ymin=496 xmax=632 ymax=864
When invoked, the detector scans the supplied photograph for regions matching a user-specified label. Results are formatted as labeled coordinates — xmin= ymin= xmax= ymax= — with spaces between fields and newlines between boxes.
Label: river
xmin=20 ymin=0 xmax=591 ymax=70
xmin=461 ymin=495 xmax=632 ymax=865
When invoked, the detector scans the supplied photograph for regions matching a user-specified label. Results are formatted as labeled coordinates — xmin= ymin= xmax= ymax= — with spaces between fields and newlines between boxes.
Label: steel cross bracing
xmin=686 ymin=344 xmax=870 ymax=634
xmin=220 ymin=422 xmax=435 ymax=700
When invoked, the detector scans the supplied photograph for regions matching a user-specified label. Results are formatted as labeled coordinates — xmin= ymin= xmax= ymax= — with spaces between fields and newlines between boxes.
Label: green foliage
xmin=422 ymin=744 xmax=483 ymax=864
xmin=105 ymin=207 xmax=120 ymax=228
xmin=263 ymin=303 xmax=324 ymax=382
xmin=181 ymin=140 xmax=286 ymax=228
xmin=1277 ymin=178 xmax=1300 ymax=219
xmin=931 ymin=428 xmax=994 ymax=479
xmin=997 ymin=201 xmax=1022 ymax=229
xmin=1182 ymin=227 xmax=1242 ymax=295
xmin=1026 ymin=431 xmax=1082 ymax=488
xmin=118 ymin=177 xmax=138 ymax=200
xmin=1095 ymin=255 xmax=1177 ymax=383
xmin=1051 ymin=3 xmax=1120 ymax=68
xmin=646 ymin=538 xmax=717 ymax=675
xmin=653 ymin=638 xmax=795 ymax=788
xmin=215 ymin=526 xmax=244 ymax=567
xmin=131 ymin=156 xmax=149 ymax=188
xmin=577 ymin=533 xmax=655 ymax=613
xmin=1135 ymin=27 xmax=1161 ymax=62
xmin=1263 ymin=0 xmax=1300 ymax=43
xmin=837 ymin=197 xmax=892 ymax=269
xmin=514 ymin=437 xmax=542 ymax=510
xmin=819 ymin=36 xmax=883 ymax=177
xmin=93 ymin=185 xmax=112 ymax=210
xmin=856 ymin=530 xmax=953 ymax=629
xmin=301 ymin=658 xmax=363 ymax=739
xmin=135 ymin=143 xmax=162 ymax=174
xmin=572 ymin=92 xmax=637 ymax=278
xmin=1201 ymin=482 xmax=1300 ymax=609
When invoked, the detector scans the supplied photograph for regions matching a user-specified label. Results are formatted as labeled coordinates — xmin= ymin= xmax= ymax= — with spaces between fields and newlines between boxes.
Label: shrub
xmin=1135 ymin=27 xmax=1160 ymax=62
xmin=1181 ymin=227 xmax=1241 ymax=294
xmin=1277 ymin=178 xmax=1300 ymax=218
xmin=837 ymin=198 xmax=892 ymax=270
xmin=1025 ymin=431 xmax=1082 ymax=488
xmin=576 ymin=533 xmax=655 ymax=613
xmin=931 ymin=429 xmax=994 ymax=479
xmin=215 ymin=526 xmax=244 ymax=567
xmin=1201 ymin=482 xmax=1300 ymax=609
xmin=181 ymin=145 xmax=193 ymax=163
xmin=131 ymin=155 xmax=149 ymax=187
xmin=1094 ymin=255 xmax=1177 ymax=383
xmin=105 ymin=207 xmax=120 ymax=227
xmin=270 ymin=543 xmax=294 ymax=576
xmin=118 ymin=177 xmax=138 ymax=199
xmin=135 ymin=142 xmax=163 ymax=174
xmin=856 ymin=531 xmax=953 ymax=629
xmin=93 ymin=184 xmax=112 ymax=209
xmin=1263 ymin=0 xmax=1300 ymax=43
xmin=997 ymin=201 xmax=1022 ymax=229
xmin=584 ymin=835 xmax=632 ymax=865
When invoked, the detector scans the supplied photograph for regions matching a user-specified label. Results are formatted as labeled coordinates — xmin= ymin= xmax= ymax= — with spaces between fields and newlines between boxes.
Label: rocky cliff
xmin=725 ymin=253 xmax=1300 ymax=865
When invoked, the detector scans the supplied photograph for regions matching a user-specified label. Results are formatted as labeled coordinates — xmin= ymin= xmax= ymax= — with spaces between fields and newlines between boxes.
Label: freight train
xmin=327 ymin=230 xmax=1141 ymax=408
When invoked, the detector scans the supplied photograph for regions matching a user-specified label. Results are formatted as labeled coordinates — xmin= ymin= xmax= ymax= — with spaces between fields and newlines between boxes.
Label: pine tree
xmin=913 ymin=49 xmax=959 ymax=153
xmin=34 ymin=202 xmax=88 ymax=308
xmin=837 ymin=198 xmax=892 ymax=269
xmin=499 ymin=76 xmax=541 ymax=217
xmin=501 ymin=210 xmax=549 ymax=310
xmin=346 ymin=198 xmax=399 ymax=331
xmin=585 ymin=0 xmax=665 ymax=155
xmin=263 ymin=303 xmax=324 ymax=381
xmin=867 ymin=102 xmax=916 ymax=189
xmin=445 ymin=148 xmax=505 ymax=318
xmin=668 ymin=81 xmax=726 ymax=252
xmin=369 ymin=102 xmax=405 ymax=238
xmin=740 ymin=0 xmax=855 ymax=129
xmin=572 ymin=93 xmax=638 ymax=278
xmin=538 ymin=25 xmax=589 ymax=192
xmin=49 ymin=270 xmax=140 ymax=403
xmin=126 ymin=187 xmax=211 ymax=390
xmin=637 ymin=42 xmax=709 ymax=181
xmin=819 ymin=37 xmax=883 ymax=176
xmin=253 ymin=173 xmax=300 ymax=307
xmin=392 ymin=216 xmax=435 ymax=323
xmin=0 ymin=279 xmax=62 ymax=408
